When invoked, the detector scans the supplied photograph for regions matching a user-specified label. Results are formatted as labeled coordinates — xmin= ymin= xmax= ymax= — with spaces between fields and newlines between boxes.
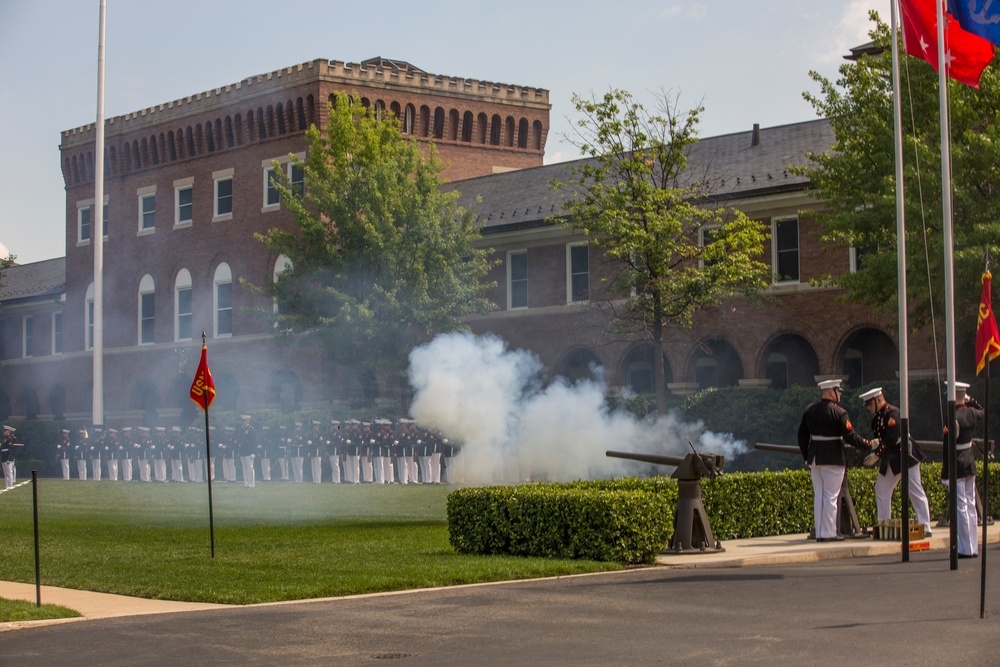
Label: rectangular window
xmin=850 ymin=245 xmax=874 ymax=273
xmin=772 ymin=217 xmax=800 ymax=283
xmin=264 ymin=168 xmax=280 ymax=207
xmin=216 ymin=282 xmax=232 ymax=336
xmin=174 ymin=178 xmax=194 ymax=226
xmin=291 ymin=164 xmax=305 ymax=196
xmin=79 ymin=207 xmax=92 ymax=242
xmin=140 ymin=292 xmax=155 ymax=345
xmin=22 ymin=316 xmax=33 ymax=358
xmin=699 ymin=225 xmax=722 ymax=269
xmin=52 ymin=312 xmax=63 ymax=355
xmin=568 ymin=244 xmax=589 ymax=303
xmin=214 ymin=169 xmax=234 ymax=220
xmin=101 ymin=203 xmax=108 ymax=237
xmin=177 ymin=287 xmax=192 ymax=341
xmin=509 ymin=251 xmax=528 ymax=309
xmin=138 ymin=188 xmax=156 ymax=232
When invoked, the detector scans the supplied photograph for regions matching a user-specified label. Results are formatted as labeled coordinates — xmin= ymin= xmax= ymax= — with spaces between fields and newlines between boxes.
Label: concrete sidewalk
xmin=1 ymin=527 xmax=997 ymax=631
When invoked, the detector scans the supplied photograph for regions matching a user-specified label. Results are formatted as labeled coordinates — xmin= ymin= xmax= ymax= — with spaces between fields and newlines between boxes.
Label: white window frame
xmin=507 ymin=249 xmax=528 ymax=310
xmin=174 ymin=269 xmax=193 ymax=342
xmin=138 ymin=274 xmax=155 ymax=346
xmin=22 ymin=315 xmax=33 ymax=358
xmin=137 ymin=185 xmax=156 ymax=234
xmin=213 ymin=262 xmax=233 ymax=338
xmin=213 ymin=168 xmax=234 ymax=222
xmin=76 ymin=196 xmax=109 ymax=245
xmin=52 ymin=311 xmax=63 ymax=355
xmin=85 ymin=282 xmax=95 ymax=351
xmin=698 ymin=224 xmax=722 ymax=269
xmin=262 ymin=153 xmax=305 ymax=213
xmin=174 ymin=177 xmax=194 ymax=228
xmin=566 ymin=242 xmax=590 ymax=304
xmin=771 ymin=216 xmax=800 ymax=284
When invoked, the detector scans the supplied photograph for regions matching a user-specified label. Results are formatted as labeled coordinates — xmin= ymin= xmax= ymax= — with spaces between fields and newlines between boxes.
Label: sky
xmin=0 ymin=0 xmax=890 ymax=265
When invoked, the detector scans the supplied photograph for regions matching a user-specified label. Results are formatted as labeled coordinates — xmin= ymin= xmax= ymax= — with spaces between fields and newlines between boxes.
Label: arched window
xmin=257 ymin=108 xmax=266 ymax=139
xmin=138 ymin=274 xmax=155 ymax=345
xmin=490 ymin=115 xmax=501 ymax=145
xmin=532 ymin=120 xmax=543 ymax=150
xmin=85 ymin=282 xmax=95 ymax=351
xmin=150 ymin=135 xmax=160 ymax=164
xmin=462 ymin=111 xmax=473 ymax=142
xmin=433 ymin=107 xmax=445 ymax=139
xmin=448 ymin=109 xmax=459 ymax=140
xmin=174 ymin=269 xmax=192 ymax=342
xmin=213 ymin=263 xmax=233 ymax=337
xmin=374 ymin=100 xmax=385 ymax=120
xmin=419 ymin=105 xmax=431 ymax=137
xmin=225 ymin=117 xmax=234 ymax=148
xmin=205 ymin=122 xmax=215 ymax=152
xmin=478 ymin=113 xmax=488 ymax=143
xmin=276 ymin=102 xmax=287 ymax=134
xmin=390 ymin=101 xmax=401 ymax=121
xmin=403 ymin=104 xmax=415 ymax=135
xmin=518 ymin=118 xmax=529 ymax=149
xmin=505 ymin=117 xmax=515 ymax=147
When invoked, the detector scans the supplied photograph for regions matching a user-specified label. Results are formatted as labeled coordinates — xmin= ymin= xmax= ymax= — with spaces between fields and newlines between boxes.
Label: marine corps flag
xmin=189 ymin=343 xmax=216 ymax=410
xmin=900 ymin=0 xmax=995 ymax=87
xmin=976 ymin=271 xmax=1000 ymax=375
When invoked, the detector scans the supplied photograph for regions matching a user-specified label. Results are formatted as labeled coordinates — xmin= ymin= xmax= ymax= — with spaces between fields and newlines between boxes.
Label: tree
xmin=254 ymin=96 xmax=496 ymax=408
xmin=0 ymin=252 xmax=15 ymax=300
xmin=551 ymin=89 xmax=770 ymax=414
xmin=802 ymin=13 xmax=1000 ymax=350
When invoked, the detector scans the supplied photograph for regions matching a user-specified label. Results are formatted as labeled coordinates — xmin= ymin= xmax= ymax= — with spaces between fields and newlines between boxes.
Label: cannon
xmin=754 ymin=442 xmax=870 ymax=539
xmin=606 ymin=445 xmax=724 ymax=554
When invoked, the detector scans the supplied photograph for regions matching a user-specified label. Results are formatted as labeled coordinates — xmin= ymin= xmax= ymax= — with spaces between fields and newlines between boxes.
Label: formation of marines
xmin=53 ymin=416 xmax=463 ymax=486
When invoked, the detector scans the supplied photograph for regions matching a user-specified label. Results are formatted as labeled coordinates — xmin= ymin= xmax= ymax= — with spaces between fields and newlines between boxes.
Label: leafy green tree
xmin=0 ymin=252 xmax=15 ymax=305
xmin=802 ymin=13 xmax=1000 ymax=348
xmin=254 ymin=95 xmax=496 ymax=408
xmin=552 ymin=89 xmax=770 ymax=414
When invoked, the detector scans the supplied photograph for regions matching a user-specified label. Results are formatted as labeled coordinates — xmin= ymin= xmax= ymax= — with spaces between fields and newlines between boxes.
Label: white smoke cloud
xmin=407 ymin=332 xmax=746 ymax=485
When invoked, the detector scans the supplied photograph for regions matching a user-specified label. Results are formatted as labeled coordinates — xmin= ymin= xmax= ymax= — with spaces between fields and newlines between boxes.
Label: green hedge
xmin=448 ymin=462 xmax=1000 ymax=563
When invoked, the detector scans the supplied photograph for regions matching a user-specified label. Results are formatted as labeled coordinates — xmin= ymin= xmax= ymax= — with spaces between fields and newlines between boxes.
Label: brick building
xmin=0 ymin=57 xmax=938 ymax=424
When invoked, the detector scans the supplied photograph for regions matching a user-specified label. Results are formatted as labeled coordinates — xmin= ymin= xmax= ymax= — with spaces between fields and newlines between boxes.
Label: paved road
xmin=3 ymin=546 xmax=998 ymax=666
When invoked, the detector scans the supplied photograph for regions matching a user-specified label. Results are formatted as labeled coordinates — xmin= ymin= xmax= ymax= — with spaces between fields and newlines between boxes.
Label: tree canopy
xmin=551 ymin=89 xmax=770 ymax=413
xmin=254 ymin=96 xmax=496 ymax=403
xmin=802 ymin=13 xmax=1000 ymax=345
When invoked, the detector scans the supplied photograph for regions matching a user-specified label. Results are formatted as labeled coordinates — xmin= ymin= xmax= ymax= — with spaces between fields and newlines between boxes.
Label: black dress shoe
xmin=958 ymin=553 xmax=978 ymax=559
xmin=817 ymin=536 xmax=845 ymax=542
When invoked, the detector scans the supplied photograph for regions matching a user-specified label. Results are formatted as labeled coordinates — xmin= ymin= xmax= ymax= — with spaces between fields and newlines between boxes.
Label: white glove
xmin=863 ymin=452 xmax=879 ymax=467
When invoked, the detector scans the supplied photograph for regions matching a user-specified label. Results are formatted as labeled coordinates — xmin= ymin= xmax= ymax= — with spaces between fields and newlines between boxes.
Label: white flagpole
xmin=891 ymin=0 xmax=912 ymax=561
xmin=937 ymin=0 xmax=959 ymax=571
xmin=92 ymin=0 xmax=106 ymax=429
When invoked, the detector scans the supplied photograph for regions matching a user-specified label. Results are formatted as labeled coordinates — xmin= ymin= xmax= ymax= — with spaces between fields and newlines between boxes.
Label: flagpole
xmin=91 ymin=0 xmax=106 ymax=431
xmin=892 ymin=0 xmax=912 ymax=562
xmin=981 ymin=250 xmax=991 ymax=619
xmin=937 ymin=0 xmax=959 ymax=572
xmin=201 ymin=331 xmax=216 ymax=558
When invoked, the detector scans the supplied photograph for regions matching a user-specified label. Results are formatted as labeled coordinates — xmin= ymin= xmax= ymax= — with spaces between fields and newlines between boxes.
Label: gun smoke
xmin=407 ymin=332 xmax=747 ymax=485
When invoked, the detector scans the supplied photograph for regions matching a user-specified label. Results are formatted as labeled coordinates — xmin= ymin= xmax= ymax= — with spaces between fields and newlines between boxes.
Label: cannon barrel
xmin=755 ymin=442 xmax=800 ymax=455
xmin=914 ymin=438 xmax=993 ymax=456
xmin=606 ymin=450 xmax=684 ymax=467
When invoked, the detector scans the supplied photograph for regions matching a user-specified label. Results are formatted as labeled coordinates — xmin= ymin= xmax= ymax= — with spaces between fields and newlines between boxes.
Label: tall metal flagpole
xmin=92 ymin=0 xmax=106 ymax=429
xmin=981 ymin=248 xmax=991 ymax=618
xmin=891 ymin=0 xmax=911 ymax=562
xmin=937 ymin=0 xmax=959 ymax=572
xmin=201 ymin=332 xmax=216 ymax=558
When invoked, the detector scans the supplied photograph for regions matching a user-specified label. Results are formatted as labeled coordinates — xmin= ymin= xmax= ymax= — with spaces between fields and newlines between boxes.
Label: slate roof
xmin=451 ymin=117 xmax=834 ymax=234
xmin=0 ymin=258 xmax=65 ymax=304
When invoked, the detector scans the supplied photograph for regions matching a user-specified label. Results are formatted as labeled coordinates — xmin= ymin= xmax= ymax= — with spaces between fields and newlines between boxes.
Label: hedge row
xmin=447 ymin=462 xmax=1000 ymax=563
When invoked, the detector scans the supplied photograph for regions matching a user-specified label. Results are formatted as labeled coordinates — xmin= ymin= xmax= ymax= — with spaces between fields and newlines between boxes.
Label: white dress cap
xmin=859 ymin=387 xmax=882 ymax=403
xmin=817 ymin=379 xmax=843 ymax=391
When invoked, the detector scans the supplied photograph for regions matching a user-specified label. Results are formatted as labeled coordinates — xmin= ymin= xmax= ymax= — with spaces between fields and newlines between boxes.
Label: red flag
xmin=976 ymin=271 xmax=1000 ymax=374
xmin=189 ymin=345 xmax=216 ymax=411
xmin=900 ymin=0 xmax=995 ymax=88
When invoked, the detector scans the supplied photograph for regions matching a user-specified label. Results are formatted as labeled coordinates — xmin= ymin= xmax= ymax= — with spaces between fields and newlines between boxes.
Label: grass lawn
xmin=0 ymin=597 xmax=80 ymax=622
xmin=0 ymin=479 xmax=622 ymax=606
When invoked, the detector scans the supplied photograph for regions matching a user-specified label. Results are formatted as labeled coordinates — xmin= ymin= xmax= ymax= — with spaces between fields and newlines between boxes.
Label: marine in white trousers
xmin=810 ymin=464 xmax=845 ymax=540
xmin=328 ymin=455 xmax=341 ymax=483
xmin=875 ymin=466 xmax=931 ymax=534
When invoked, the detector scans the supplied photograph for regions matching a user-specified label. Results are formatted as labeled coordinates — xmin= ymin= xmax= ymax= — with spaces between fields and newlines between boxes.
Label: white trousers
xmin=278 ymin=456 xmax=289 ymax=481
xmin=106 ymin=458 xmax=119 ymax=481
xmin=291 ymin=456 xmax=304 ymax=483
xmin=121 ymin=458 xmax=133 ymax=482
xmin=139 ymin=459 xmax=151 ymax=482
xmin=260 ymin=457 xmax=271 ymax=481
xmin=810 ymin=464 xmax=845 ymax=539
xmin=875 ymin=466 xmax=931 ymax=532
xmin=223 ymin=457 xmax=237 ymax=482
xmin=187 ymin=459 xmax=200 ymax=482
xmin=396 ymin=456 xmax=410 ymax=484
xmin=955 ymin=476 xmax=979 ymax=556
xmin=361 ymin=457 xmax=373 ymax=483
xmin=2 ymin=461 xmax=14 ymax=489
xmin=171 ymin=459 xmax=185 ymax=482
xmin=91 ymin=459 xmax=102 ymax=482
xmin=154 ymin=458 xmax=167 ymax=482
xmin=77 ymin=459 xmax=88 ymax=480
xmin=373 ymin=456 xmax=385 ymax=484
xmin=310 ymin=456 xmax=323 ymax=483
xmin=241 ymin=455 xmax=255 ymax=487
xmin=328 ymin=455 xmax=341 ymax=483
xmin=60 ymin=459 xmax=70 ymax=480
xmin=418 ymin=456 xmax=432 ymax=483
xmin=346 ymin=455 xmax=360 ymax=483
